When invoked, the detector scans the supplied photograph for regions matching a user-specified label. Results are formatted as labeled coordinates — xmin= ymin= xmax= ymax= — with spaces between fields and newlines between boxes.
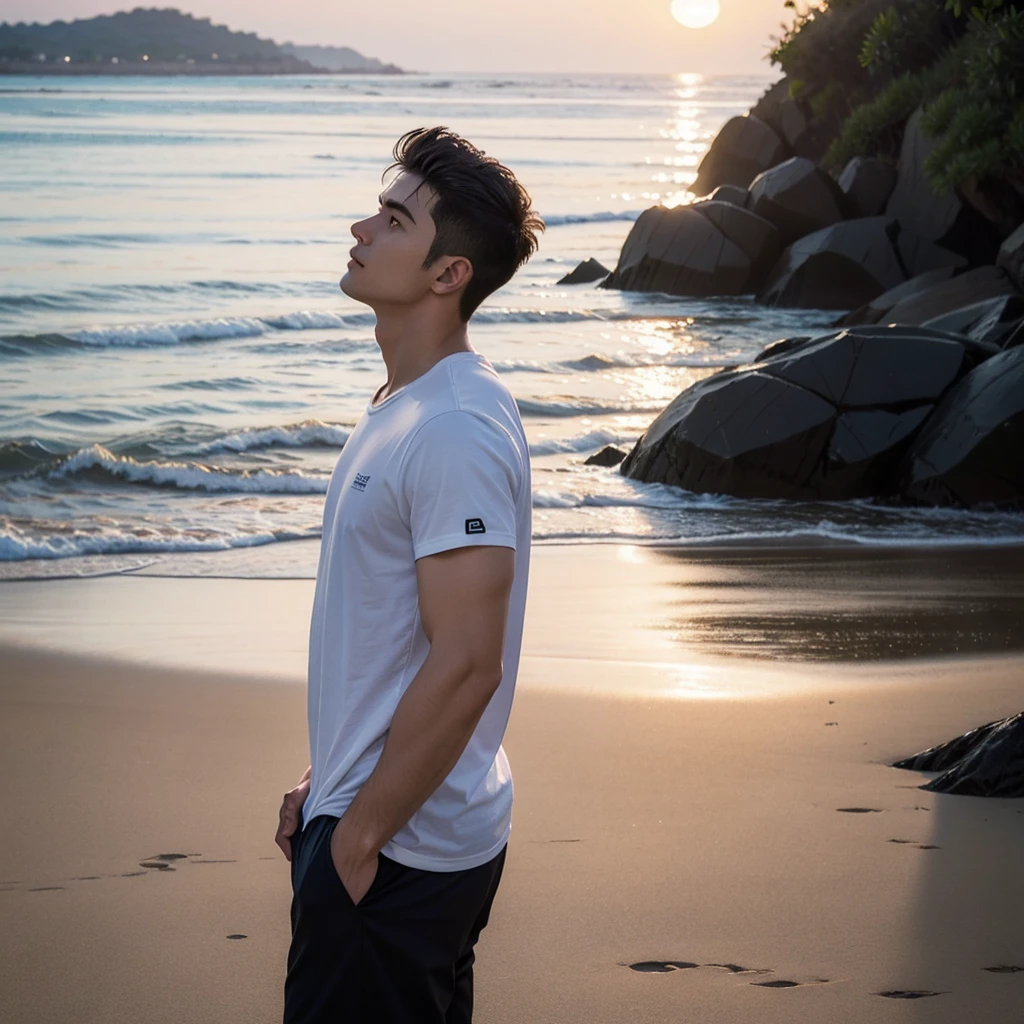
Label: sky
xmin=4 ymin=1 xmax=790 ymax=75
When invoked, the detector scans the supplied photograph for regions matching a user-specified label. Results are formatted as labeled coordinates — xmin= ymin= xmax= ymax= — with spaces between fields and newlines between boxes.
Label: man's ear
xmin=431 ymin=256 xmax=473 ymax=297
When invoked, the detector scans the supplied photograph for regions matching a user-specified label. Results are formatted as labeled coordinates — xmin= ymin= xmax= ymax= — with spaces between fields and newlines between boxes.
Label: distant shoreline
xmin=0 ymin=60 xmax=406 ymax=76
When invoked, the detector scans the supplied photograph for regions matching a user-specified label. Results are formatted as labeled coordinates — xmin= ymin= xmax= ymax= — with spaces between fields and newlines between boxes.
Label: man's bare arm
xmin=332 ymin=543 xmax=515 ymax=870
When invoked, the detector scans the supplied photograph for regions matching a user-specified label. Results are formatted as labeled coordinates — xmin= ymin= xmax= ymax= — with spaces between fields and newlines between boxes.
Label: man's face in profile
xmin=341 ymin=169 xmax=442 ymax=309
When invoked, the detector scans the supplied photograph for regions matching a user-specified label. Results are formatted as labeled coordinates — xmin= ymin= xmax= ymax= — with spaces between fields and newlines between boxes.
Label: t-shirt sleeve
xmin=399 ymin=410 xmax=522 ymax=561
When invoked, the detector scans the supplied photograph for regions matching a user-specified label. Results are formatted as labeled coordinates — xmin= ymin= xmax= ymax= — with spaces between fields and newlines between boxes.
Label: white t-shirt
xmin=301 ymin=349 xmax=532 ymax=871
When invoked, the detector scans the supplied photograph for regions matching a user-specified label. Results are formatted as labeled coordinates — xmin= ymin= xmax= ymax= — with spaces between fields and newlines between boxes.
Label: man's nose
xmin=350 ymin=218 xmax=371 ymax=244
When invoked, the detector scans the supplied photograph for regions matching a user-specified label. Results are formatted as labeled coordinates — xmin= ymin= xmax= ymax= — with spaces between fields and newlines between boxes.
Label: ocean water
xmin=3 ymin=71 xmax=1023 ymax=580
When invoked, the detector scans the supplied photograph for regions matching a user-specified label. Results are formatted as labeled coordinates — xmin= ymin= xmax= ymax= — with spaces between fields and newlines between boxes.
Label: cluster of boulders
xmin=568 ymin=100 xmax=1021 ymax=312
xmin=566 ymin=80 xmax=1024 ymax=510
xmin=603 ymin=323 xmax=1023 ymax=509
xmin=559 ymin=87 xmax=1023 ymax=313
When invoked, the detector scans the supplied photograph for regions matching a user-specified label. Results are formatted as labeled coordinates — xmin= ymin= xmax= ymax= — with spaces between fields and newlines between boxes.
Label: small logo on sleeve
xmin=465 ymin=518 xmax=486 ymax=534
xmin=351 ymin=473 xmax=371 ymax=492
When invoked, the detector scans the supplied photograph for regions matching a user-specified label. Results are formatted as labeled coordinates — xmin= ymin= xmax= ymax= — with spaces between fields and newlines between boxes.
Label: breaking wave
xmin=35 ymin=445 xmax=330 ymax=494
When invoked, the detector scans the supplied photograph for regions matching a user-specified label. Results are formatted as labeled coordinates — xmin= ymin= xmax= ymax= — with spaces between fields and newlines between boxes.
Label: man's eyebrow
xmin=378 ymin=192 xmax=416 ymax=225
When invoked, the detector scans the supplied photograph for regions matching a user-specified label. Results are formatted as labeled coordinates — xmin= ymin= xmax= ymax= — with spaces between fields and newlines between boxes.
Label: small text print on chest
xmin=351 ymin=473 xmax=371 ymax=492
xmin=465 ymin=518 xmax=486 ymax=534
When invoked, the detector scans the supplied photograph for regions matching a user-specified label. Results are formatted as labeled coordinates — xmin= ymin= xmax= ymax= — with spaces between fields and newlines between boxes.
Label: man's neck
xmin=371 ymin=305 xmax=473 ymax=405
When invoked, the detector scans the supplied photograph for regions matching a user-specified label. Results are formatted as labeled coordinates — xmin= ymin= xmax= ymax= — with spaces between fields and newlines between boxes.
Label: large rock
xmin=777 ymin=98 xmax=810 ymax=151
xmin=923 ymin=294 xmax=1024 ymax=348
xmin=708 ymin=184 xmax=748 ymax=207
xmin=838 ymin=157 xmax=897 ymax=218
xmin=885 ymin=108 xmax=1003 ymax=265
xmin=691 ymin=115 xmax=787 ymax=197
xmin=619 ymin=326 xmax=970 ymax=501
xmin=893 ymin=713 xmax=1024 ymax=797
xmin=747 ymin=157 xmax=846 ymax=245
xmin=894 ymin=230 xmax=966 ymax=280
xmin=600 ymin=202 xmax=778 ymax=297
xmin=959 ymin=176 xmax=1024 ymax=237
xmin=1005 ymin=321 xmax=1024 ymax=350
xmin=556 ymin=257 xmax=610 ymax=285
xmin=750 ymin=78 xmax=834 ymax=162
xmin=583 ymin=445 xmax=627 ymax=467
xmin=884 ymin=266 xmax=1016 ymax=326
xmin=757 ymin=217 xmax=907 ymax=310
xmin=997 ymin=221 xmax=1024 ymax=291
xmin=692 ymin=200 xmax=780 ymax=287
xmin=837 ymin=267 xmax=958 ymax=326
xmin=898 ymin=344 xmax=1024 ymax=508
xmin=748 ymin=78 xmax=790 ymax=135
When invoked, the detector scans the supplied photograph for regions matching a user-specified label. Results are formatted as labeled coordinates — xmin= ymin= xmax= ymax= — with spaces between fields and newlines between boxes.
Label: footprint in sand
xmin=625 ymin=960 xmax=828 ymax=987
xmin=876 ymin=989 xmax=947 ymax=999
xmin=627 ymin=961 xmax=699 ymax=973
xmin=12 ymin=851 xmax=273 ymax=892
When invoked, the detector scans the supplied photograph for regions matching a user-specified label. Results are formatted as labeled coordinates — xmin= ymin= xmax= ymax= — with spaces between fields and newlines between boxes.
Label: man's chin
xmin=339 ymin=273 xmax=364 ymax=301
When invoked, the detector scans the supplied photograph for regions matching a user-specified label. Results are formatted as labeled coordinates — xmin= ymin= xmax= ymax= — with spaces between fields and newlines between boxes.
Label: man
xmin=275 ymin=126 xmax=544 ymax=1023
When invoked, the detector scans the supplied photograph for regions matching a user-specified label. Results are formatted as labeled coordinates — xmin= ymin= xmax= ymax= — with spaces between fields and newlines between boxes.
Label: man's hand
xmin=329 ymin=815 xmax=379 ymax=905
xmin=275 ymin=766 xmax=312 ymax=862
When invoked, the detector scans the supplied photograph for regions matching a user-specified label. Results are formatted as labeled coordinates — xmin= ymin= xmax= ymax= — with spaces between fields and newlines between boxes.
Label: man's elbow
xmin=461 ymin=653 xmax=504 ymax=697
xmin=431 ymin=638 xmax=504 ymax=696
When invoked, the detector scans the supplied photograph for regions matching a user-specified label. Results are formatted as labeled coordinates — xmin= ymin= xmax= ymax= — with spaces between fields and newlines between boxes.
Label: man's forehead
xmin=382 ymin=170 xmax=435 ymax=211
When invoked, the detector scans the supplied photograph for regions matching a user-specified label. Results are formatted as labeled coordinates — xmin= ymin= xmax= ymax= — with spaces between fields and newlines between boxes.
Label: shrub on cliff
xmin=769 ymin=0 xmax=1024 ymax=207
xmin=919 ymin=9 xmax=1024 ymax=191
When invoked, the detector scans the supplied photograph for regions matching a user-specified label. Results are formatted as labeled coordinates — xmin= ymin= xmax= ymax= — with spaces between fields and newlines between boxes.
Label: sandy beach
xmin=2 ymin=542 xmax=1023 ymax=1023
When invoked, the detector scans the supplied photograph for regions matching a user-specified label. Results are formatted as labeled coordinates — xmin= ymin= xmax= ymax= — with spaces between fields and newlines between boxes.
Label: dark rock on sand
xmin=690 ymin=115 xmax=787 ymax=197
xmin=997 ymin=222 xmax=1024 ymax=291
xmin=757 ymin=217 xmax=907 ymax=310
xmin=584 ymin=445 xmax=628 ymax=467
xmin=619 ymin=326 xmax=970 ymax=501
xmin=898 ymin=345 xmax=1024 ymax=508
xmin=600 ymin=203 xmax=777 ymax=297
xmin=557 ymin=258 xmax=610 ymax=285
xmin=707 ymin=184 xmax=749 ymax=208
xmin=893 ymin=712 xmax=1024 ymax=797
xmin=885 ymin=108 xmax=1003 ymax=265
xmin=838 ymin=157 xmax=897 ymax=218
xmin=747 ymin=157 xmax=846 ymax=245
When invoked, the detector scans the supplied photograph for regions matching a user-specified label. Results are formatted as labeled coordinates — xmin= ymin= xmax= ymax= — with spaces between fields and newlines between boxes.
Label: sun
xmin=670 ymin=0 xmax=721 ymax=29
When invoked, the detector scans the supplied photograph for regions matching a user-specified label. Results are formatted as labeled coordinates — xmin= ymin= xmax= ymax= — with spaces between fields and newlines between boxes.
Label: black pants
xmin=283 ymin=813 xmax=507 ymax=1024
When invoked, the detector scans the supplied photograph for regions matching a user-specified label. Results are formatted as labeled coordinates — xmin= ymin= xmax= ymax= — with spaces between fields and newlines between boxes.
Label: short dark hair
xmin=384 ymin=127 xmax=545 ymax=321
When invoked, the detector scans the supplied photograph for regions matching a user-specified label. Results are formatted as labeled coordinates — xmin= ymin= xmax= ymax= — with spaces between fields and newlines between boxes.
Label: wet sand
xmin=1 ymin=542 xmax=1023 ymax=1023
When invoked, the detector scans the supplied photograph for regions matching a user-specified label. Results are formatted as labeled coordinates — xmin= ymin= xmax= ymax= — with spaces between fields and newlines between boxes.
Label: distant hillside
xmin=0 ymin=7 xmax=403 ymax=74
xmin=281 ymin=43 xmax=402 ymax=75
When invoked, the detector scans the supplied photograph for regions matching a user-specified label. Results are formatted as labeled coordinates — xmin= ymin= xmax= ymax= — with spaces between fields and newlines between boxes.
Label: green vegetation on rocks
xmin=768 ymin=0 xmax=1024 ymax=199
